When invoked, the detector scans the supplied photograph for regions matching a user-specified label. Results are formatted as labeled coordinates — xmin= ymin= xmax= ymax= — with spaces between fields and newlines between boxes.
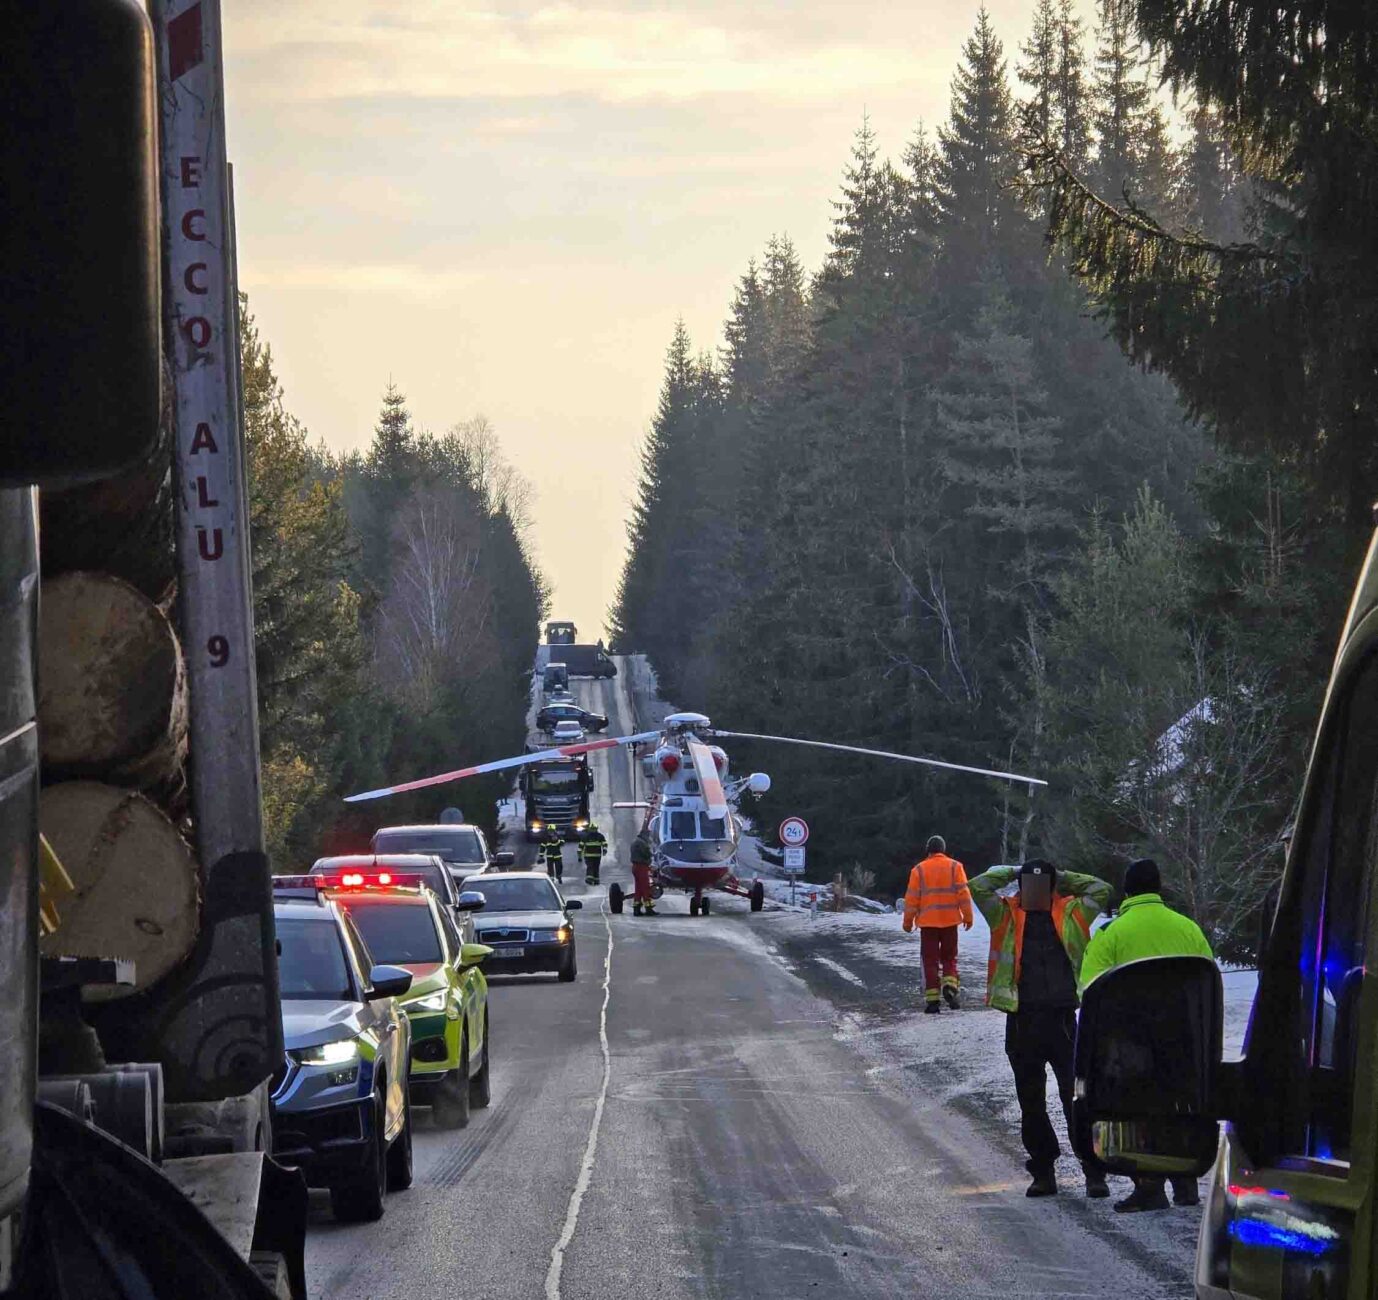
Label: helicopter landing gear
xmin=749 ymin=881 xmax=765 ymax=912
xmin=608 ymin=883 xmax=624 ymax=914
xmin=699 ymin=894 xmax=710 ymax=915
xmin=689 ymin=891 xmax=709 ymax=916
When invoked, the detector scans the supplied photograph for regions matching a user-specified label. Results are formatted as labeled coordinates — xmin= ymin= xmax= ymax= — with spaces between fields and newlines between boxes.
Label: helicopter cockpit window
xmin=700 ymin=814 xmax=727 ymax=839
xmin=667 ymin=810 xmax=697 ymax=840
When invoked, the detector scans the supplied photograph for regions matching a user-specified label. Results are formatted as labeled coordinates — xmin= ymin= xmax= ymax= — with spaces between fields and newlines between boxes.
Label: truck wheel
xmin=558 ymin=943 xmax=578 ymax=982
xmin=330 ymin=1088 xmax=388 ymax=1222
xmin=386 ymin=1084 xmax=414 ymax=1190
xmin=750 ymin=882 xmax=765 ymax=912
xmin=609 ymin=883 xmax=624 ymax=914
xmin=470 ymin=1013 xmax=492 ymax=1108
xmin=432 ymin=1040 xmax=471 ymax=1130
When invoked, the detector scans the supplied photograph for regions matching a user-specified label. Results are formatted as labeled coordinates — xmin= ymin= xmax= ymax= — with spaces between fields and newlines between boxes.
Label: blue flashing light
xmin=1228 ymin=1218 xmax=1333 ymax=1257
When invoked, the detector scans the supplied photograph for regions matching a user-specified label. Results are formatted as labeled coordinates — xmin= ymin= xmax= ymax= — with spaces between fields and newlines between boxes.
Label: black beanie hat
xmin=1124 ymin=858 xmax=1161 ymax=896
xmin=926 ymin=835 xmax=946 ymax=854
xmin=1019 ymin=858 xmax=1057 ymax=886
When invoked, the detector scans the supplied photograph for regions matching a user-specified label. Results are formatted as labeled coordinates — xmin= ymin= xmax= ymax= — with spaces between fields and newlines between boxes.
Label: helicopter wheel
xmin=749 ymin=881 xmax=765 ymax=913
xmin=608 ymin=883 xmax=624 ymax=914
xmin=699 ymin=894 xmax=710 ymax=916
xmin=689 ymin=896 xmax=700 ymax=917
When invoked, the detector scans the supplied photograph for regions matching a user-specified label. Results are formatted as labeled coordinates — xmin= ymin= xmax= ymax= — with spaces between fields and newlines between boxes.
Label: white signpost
xmin=778 ymin=818 xmax=809 ymax=904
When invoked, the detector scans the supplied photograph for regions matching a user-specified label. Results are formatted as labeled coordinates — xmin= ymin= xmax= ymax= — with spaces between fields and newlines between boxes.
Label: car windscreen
xmin=473 ymin=878 xmax=560 ymax=912
xmin=342 ymin=901 xmax=443 ymax=965
xmin=374 ymin=829 xmax=483 ymax=862
xmin=276 ymin=917 xmax=353 ymax=1001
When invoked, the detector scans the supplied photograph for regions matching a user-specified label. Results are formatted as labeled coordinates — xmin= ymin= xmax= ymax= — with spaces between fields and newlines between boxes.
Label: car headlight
xmin=558 ymin=924 xmax=572 ymax=944
xmin=409 ymin=990 xmax=448 ymax=1013
xmin=292 ymin=1038 xmax=359 ymax=1066
xmin=532 ymin=929 xmax=560 ymax=942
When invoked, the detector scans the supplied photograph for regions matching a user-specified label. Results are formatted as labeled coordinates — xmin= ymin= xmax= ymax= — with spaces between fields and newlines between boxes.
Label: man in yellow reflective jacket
xmin=1080 ymin=857 xmax=1214 ymax=1213
xmin=902 ymin=835 xmax=974 ymax=1013
xmin=969 ymin=859 xmax=1112 ymax=1199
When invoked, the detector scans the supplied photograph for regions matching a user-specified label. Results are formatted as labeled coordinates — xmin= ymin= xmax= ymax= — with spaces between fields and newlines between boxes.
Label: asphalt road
xmin=304 ymin=663 xmax=1195 ymax=1299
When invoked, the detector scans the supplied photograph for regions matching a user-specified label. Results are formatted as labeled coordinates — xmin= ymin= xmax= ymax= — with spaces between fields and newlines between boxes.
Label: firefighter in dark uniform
xmin=578 ymin=822 xmax=608 ymax=885
xmin=540 ymin=827 xmax=565 ymax=881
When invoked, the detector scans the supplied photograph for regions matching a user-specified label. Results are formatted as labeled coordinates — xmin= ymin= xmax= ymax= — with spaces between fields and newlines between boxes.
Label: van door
xmin=1198 ymin=624 xmax=1378 ymax=1300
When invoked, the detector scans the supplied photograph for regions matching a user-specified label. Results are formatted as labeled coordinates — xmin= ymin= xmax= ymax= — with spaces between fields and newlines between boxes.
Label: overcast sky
xmin=224 ymin=1 xmax=1093 ymax=639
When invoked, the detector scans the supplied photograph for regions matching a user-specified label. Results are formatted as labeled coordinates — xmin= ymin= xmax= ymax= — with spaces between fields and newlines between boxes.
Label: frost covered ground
xmin=711 ymin=845 xmax=1260 ymax=1277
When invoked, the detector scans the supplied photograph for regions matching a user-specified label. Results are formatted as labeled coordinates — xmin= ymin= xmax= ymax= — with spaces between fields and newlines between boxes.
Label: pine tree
xmin=1090 ymin=0 xmax=1152 ymax=200
xmin=938 ymin=8 xmax=1018 ymax=268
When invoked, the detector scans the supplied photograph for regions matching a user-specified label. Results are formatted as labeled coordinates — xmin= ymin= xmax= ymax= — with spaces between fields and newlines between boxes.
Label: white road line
xmin=814 ymin=955 xmax=866 ymax=988
xmin=544 ymin=897 xmax=613 ymax=1300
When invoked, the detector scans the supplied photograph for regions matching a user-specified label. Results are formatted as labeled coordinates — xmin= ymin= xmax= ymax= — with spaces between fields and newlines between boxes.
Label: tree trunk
xmin=39 ymin=571 xmax=188 ymax=790
xmin=38 ymin=782 xmax=200 ymax=1002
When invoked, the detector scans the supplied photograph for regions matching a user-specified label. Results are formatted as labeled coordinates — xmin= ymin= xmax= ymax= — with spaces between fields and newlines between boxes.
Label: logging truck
xmin=1 ymin=5 xmax=303 ymax=1296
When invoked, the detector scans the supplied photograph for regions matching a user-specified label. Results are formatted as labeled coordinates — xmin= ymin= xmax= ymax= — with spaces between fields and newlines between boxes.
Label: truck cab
xmin=521 ymin=757 xmax=592 ymax=841
xmin=1074 ymin=527 xmax=1378 ymax=1300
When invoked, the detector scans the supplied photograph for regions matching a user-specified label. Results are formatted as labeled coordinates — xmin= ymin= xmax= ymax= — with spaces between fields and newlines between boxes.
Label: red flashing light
xmin=660 ymin=753 xmax=680 ymax=776
xmin=341 ymin=872 xmax=364 ymax=886
xmin=377 ymin=872 xmax=392 ymax=885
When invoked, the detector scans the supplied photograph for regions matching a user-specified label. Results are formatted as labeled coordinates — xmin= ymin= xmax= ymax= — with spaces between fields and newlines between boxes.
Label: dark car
xmin=370 ymin=825 xmax=514 ymax=888
xmin=470 ymin=871 xmax=583 ymax=981
xmin=270 ymin=890 xmax=415 ymax=1222
xmin=536 ymin=701 xmax=609 ymax=734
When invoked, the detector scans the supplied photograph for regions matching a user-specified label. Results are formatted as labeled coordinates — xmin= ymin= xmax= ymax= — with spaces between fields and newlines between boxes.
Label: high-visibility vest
xmin=969 ymin=867 xmax=1111 ymax=1013
xmin=902 ymin=854 xmax=973 ymax=930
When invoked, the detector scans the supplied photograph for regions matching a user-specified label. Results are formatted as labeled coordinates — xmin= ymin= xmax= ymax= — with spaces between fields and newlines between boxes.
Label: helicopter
xmin=344 ymin=710 xmax=1046 ymax=917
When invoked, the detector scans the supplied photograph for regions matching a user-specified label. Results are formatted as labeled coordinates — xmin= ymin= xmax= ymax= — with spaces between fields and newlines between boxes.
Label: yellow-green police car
xmin=332 ymin=882 xmax=491 ymax=1129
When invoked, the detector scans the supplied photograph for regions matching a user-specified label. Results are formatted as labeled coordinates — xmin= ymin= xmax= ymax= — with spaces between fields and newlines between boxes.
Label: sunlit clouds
xmin=225 ymin=1 xmax=1095 ymax=633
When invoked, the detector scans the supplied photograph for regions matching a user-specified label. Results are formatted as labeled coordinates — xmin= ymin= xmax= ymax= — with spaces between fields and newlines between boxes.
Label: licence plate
xmin=491 ymin=947 xmax=525 ymax=958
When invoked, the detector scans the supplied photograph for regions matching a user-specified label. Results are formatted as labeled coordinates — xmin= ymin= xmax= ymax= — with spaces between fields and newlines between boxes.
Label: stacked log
xmin=38 ymin=375 xmax=202 ymax=1008
xmin=38 ymin=783 xmax=200 ymax=1002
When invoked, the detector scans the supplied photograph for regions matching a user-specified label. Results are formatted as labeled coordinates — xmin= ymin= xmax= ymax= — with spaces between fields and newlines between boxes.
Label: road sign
xmin=782 ymin=846 xmax=806 ymax=873
xmin=779 ymin=816 xmax=810 ymax=847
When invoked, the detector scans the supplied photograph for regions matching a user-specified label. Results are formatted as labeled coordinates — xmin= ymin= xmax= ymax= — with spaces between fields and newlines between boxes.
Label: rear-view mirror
xmin=454 ymin=890 xmax=486 ymax=912
xmin=493 ymin=851 xmax=515 ymax=868
xmin=564 ymin=899 xmax=583 ymax=911
xmin=366 ymin=965 xmax=413 ymax=1000
xmin=1072 ymin=955 xmax=1223 ymax=1178
xmin=459 ymin=943 xmax=492 ymax=970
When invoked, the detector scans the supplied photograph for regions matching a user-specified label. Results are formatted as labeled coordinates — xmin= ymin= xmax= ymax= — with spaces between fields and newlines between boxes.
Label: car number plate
xmin=492 ymin=947 xmax=525 ymax=958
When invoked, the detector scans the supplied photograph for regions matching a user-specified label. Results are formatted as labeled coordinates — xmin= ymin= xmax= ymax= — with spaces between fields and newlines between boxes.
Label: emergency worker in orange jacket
xmin=902 ymin=836 xmax=973 ymax=1013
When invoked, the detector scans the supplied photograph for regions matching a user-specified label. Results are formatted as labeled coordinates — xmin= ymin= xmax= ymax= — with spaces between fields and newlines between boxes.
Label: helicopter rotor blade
xmin=343 ymin=730 xmax=662 ymax=803
xmin=687 ymin=739 xmax=729 ymax=820
xmin=710 ymin=730 xmax=1048 ymax=788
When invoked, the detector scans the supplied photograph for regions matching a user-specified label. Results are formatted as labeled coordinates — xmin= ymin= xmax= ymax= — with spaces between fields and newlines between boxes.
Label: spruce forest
xmin=611 ymin=0 xmax=1347 ymax=956
xmin=242 ymin=307 xmax=547 ymax=868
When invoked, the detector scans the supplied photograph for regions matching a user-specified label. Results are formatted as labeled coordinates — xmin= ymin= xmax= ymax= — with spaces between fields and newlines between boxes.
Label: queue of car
xmin=267 ymin=824 xmax=584 ymax=1224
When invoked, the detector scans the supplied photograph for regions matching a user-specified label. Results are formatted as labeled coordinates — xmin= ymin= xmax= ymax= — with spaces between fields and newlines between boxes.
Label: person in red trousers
xmin=902 ymin=835 xmax=974 ymax=1013
xmin=630 ymin=835 xmax=657 ymax=916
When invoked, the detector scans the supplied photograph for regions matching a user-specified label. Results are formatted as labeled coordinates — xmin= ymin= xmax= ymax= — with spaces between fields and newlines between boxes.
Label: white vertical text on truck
xmin=3 ymin=5 xmax=303 ymax=1296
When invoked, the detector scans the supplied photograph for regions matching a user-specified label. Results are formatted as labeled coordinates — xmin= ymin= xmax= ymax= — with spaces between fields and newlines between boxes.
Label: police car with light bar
xmin=270 ymin=882 xmax=416 ymax=1221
